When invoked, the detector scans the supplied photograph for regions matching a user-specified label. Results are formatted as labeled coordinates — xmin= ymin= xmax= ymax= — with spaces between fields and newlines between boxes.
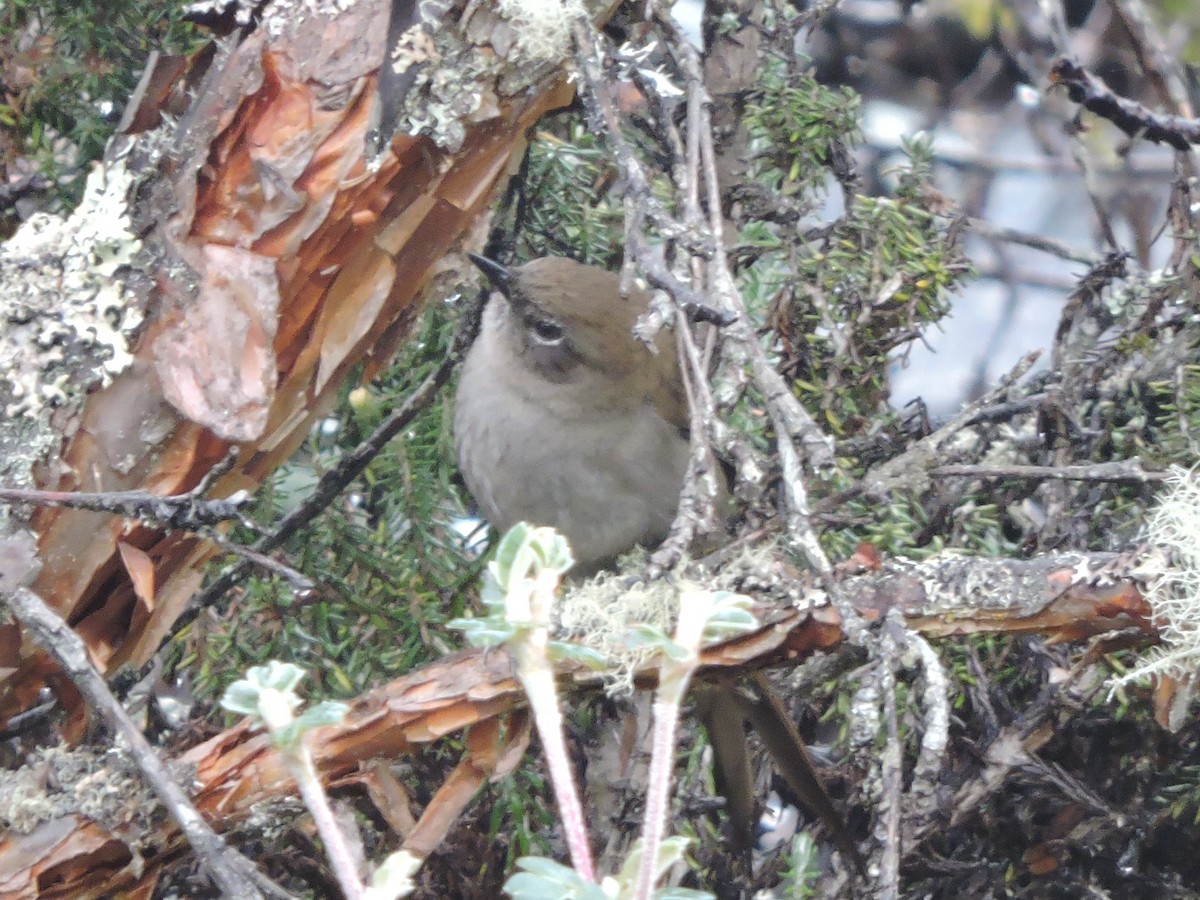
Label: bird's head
xmin=467 ymin=253 xmax=674 ymax=385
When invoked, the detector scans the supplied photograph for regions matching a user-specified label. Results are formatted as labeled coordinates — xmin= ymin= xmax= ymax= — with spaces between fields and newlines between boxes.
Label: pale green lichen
xmin=380 ymin=0 xmax=594 ymax=153
xmin=1 ymin=158 xmax=144 ymax=421
xmin=556 ymin=545 xmax=780 ymax=696
xmin=0 ymin=744 xmax=153 ymax=836
xmin=559 ymin=569 xmax=681 ymax=695
xmin=0 ymin=156 xmax=145 ymax=506
xmin=397 ymin=19 xmax=509 ymax=153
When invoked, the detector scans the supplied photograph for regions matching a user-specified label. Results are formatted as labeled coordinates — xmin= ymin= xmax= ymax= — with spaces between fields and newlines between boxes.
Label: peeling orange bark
xmin=4 ymin=2 xmax=582 ymax=718
xmin=0 ymin=550 xmax=1160 ymax=898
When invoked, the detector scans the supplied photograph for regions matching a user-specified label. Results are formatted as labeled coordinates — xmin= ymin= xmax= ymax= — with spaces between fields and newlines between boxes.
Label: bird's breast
xmin=454 ymin=355 xmax=689 ymax=571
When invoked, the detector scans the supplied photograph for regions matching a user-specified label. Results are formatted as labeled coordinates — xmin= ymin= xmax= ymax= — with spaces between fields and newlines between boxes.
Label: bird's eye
xmin=530 ymin=318 xmax=565 ymax=345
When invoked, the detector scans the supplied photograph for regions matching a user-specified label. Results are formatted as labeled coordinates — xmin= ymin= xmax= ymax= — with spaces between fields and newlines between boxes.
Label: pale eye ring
xmin=530 ymin=318 xmax=565 ymax=345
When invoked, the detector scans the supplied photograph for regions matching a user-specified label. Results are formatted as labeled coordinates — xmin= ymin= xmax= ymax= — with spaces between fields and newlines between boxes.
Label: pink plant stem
xmin=292 ymin=744 xmax=365 ymax=900
xmin=524 ymin=666 xmax=597 ymax=882
xmin=633 ymin=670 xmax=690 ymax=899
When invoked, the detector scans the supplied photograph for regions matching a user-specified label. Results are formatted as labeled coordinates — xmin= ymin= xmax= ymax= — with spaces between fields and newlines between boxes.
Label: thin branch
xmin=0 ymin=446 xmax=312 ymax=592
xmin=872 ymin=611 xmax=903 ymax=899
xmin=1105 ymin=0 xmax=1196 ymax=119
xmin=182 ymin=290 xmax=480 ymax=621
xmin=865 ymin=137 xmax=1176 ymax=177
xmin=967 ymin=218 xmax=1098 ymax=265
xmin=0 ymin=447 xmax=250 ymax=530
xmin=960 ymin=393 xmax=1047 ymax=427
xmin=932 ymin=460 xmax=1167 ymax=483
xmin=655 ymin=8 xmax=837 ymax=575
xmin=6 ymin=586 xmax=288 ymax=900
xmin=569 ymin=17 xmax=728 ymax=327
xmin=201 ymin=529 xmax=316 ymax=591
xmin=902 ymin=630 xmax=950 ymax=844
xmin=570 ymin=15 xmax=734 ymax=575
xmin=818 ymin=351 xmax=1042 ymax=513
xmin=1051 ymin=58 xmax=1200 ymax=151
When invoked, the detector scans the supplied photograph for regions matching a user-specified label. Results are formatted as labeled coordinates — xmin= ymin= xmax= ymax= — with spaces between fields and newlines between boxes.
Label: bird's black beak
xmin=467 ymin=253 xmax=512 ymax=298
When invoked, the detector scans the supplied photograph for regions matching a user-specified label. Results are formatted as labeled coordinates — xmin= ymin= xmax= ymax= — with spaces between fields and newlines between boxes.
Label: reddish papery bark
xmin=0 ymin=550 xmax=1157 ymax=897
xmin=1 ymin=1 xmax=581 ymax=730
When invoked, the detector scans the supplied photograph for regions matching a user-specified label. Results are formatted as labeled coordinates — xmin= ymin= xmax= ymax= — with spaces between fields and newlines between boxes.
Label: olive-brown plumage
xmin=455 ymin=255 xmax=689 ymax=571
xmin=453 ymin=253 xmax=860 ymax=870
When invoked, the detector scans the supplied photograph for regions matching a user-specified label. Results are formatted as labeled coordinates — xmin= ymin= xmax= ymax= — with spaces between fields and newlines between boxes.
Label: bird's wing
xmin=743 ymin=673 xmax=865 ymax=873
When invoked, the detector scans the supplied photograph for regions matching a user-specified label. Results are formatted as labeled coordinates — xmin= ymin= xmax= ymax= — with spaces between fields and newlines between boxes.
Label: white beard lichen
xmin=495 ymin=0 xmax=586 ymax=64
xmin=1113 ymin=466 xmax=1200 ymax=709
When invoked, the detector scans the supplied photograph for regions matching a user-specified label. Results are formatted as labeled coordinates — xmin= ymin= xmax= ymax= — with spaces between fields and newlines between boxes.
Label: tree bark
xmin=0 ymin=1 xmax=589 ymax=728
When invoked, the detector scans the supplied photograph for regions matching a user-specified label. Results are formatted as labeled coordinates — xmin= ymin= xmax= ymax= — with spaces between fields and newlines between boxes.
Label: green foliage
xmin=740 ymin=72 xmax=972 ymax=435
xmin=776 ymin=833 xmax=820 ymax=899
xmin=1149 ymin=363 xmax=1200 ymax=465
xmin=0 ymin=0 xmax=201 ymax=205
xmin=514 ymin=120 xmax=626 ymax=267
xmin=744 ymin=67 xmax=862 ymax=198
xmin=182 ymin=301 xmax=474 ymax=705
xmin=1160 ymin=764 xmax=1200 ymax=825
xmin=821 ymin=482 xmax=1019 ymax=560
xmin=489 ymin=765 xmax=557 ymax=865
xmin=787 ymin=144 xmax=971 ymax=430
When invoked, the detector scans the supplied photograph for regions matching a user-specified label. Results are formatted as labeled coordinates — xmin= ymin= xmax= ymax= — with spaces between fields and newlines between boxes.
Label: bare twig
xmin=866 ymin=137 xmax=1176 ymax=178
xmin=961 ymin=393 xmax=1048 ymax=426
xmin=967 ymin=218 xmax=1098 ymax=265
xmin=1105 ymin=0 xmax=1196 ymax=119
xmin=826 ymin=351 xmax=1042 ymax=508
xmin=6 ymin=586 xmax=287 ymax=900
xmin=0 ymin=469 xmax=250 ymax=531
xmin=932 ymin=460 xmax=1167 ymax=483
xmin=570 ymin=16 xmax=737 ymax=575
xmin=648 ymin=317 xmax=727 ymax=575
xmin=903 ymin=631 xmax=950 ymax=843
xmin=655 ymin=45 xmax=727 ymax=573
xmin=661 ymin=10 xmax=837 ymax=575
xmin=0 ymin=446 xmax=312 ymax=592
xmin=1051 ymin=58 xmax=1200 ymax=151
xmin=569 ymin=20 xmax=724 ymax=323
xmin=201 ymin=530 xmax=316 ymax=591
xmin=872 ymin=611 xmax=904 ymax=900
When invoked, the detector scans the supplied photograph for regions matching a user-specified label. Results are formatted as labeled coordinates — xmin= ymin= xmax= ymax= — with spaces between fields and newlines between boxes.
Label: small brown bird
xmin=454 ymin=253 xmax=858 ymax=866
xmin=454 ymin=254 xmax=689 ymax=572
